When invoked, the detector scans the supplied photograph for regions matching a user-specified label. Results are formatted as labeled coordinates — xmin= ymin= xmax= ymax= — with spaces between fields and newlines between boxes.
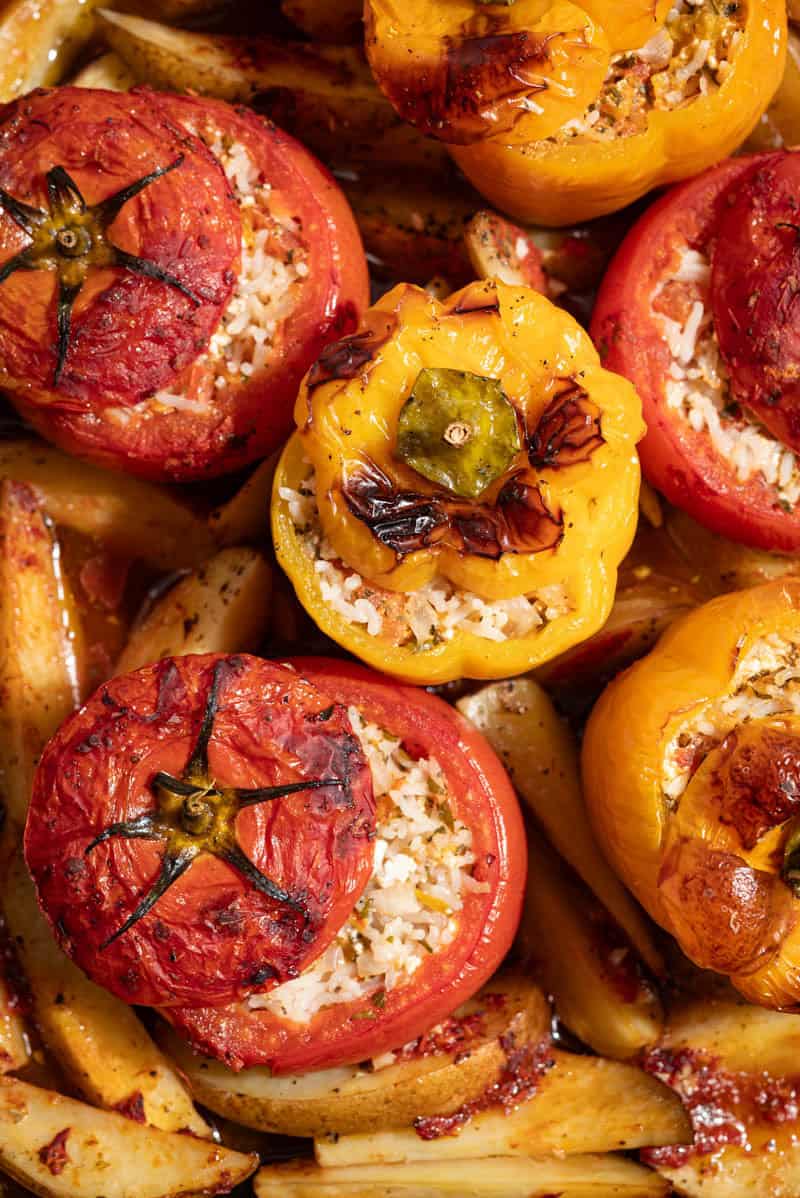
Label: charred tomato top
xmin=24 ymin=654 xmax=375 ymax=1008
xmin=0 ymin=87 xmax=240 ymax=411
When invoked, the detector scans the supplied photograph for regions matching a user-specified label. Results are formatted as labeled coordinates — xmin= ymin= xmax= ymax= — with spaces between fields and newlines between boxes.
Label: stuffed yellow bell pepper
xmin=272 ymin=279 xmax=643 ymax=684
xmin=583 ymin=579 xmax=800 ymax=1010
xmin=446 ymin=0 xmax=786 ymax=225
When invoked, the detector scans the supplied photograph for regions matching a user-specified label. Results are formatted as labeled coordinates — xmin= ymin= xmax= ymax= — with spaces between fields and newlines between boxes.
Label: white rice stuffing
xmin=662 ymin=635 xmax=800 ymax=803
xmin=250 ymin=707 xmax=487 ymax=1025
xmin=555 ymin=0 xmax=744 ymax=143
xmin=280 ymin=469 xmax=570 ymax=649
xmin=653 ymin=247 xmax=800 ymax=509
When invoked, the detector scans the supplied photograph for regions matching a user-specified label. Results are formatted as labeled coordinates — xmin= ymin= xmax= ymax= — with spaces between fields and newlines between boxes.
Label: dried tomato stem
xmin=99 ymin=846 xmax=197 ymax=950
xmin=219 ymin=843 xmax=305 ymax=913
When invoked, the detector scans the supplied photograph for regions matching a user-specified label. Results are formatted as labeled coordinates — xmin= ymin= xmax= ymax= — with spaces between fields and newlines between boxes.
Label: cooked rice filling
xmin=662 ymin=635 xmax=800 ymax=804
xmin=280 ymin=469 xmax=570 ymax=649
xmin=651 ymin=247 xmax=800 ymax=509
xmin=109 ymin=119 xmax=308 ymax=424
xmin=250 ymin=707 xmax=487 ymax=1026
xmin=552 ymin=0 xmax=744 ymax=144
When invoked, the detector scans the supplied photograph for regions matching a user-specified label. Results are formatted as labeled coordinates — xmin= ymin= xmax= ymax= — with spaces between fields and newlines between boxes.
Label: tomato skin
xmin=11 ymin=92 xmax=369 ymax=482
xmin=169 ymin=658 xmax=527 ymax=1075
xmin=24 ymin=654 xmax=375 ymax=1009
xmin=711 ymin=152 xmax=800 ymax=452
xmin=591 ymin=153 xmax=800 ymax=554
xmin=0 ymin=88 xmax=240 ymax=410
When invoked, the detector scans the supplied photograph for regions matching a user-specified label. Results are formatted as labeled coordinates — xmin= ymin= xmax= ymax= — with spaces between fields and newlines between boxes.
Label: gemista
xmin=583 ymin=579 xmax=800 ymax=1010
xmin=367 ymin=0 xmax=787 ymax=226
xmin=272 ymin=279 xmax=644 ymax=684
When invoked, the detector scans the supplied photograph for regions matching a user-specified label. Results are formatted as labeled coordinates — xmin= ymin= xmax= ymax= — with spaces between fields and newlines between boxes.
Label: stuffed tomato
xmin=272 ymin=278 xmax=644 ymax=685
xmin=24 ymin=654 xmax=526 ymax=1072
xmin=592 ymin=150 xmax=800 ymax=554
xmin=0 ymin=87 xmax=368 ymax=480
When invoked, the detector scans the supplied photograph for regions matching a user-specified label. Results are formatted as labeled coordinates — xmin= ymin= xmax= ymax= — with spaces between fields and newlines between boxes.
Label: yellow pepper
xmin=450 ymin=0 xmax=786 ymax=226
xmin=272 ymin=279 xmax=643 ymax=684
xmin=582 ymin=579 xmax=800 ymax=1010
xmin=363 ymin=0 xmax=612 ymax=145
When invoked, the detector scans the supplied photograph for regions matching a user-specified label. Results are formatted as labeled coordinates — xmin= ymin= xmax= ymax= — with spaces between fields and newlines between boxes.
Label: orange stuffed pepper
xmin=583 ymin=579 xmax=800 ymax=1010
xmin=366 ymin=0 xmax=786 ymax=226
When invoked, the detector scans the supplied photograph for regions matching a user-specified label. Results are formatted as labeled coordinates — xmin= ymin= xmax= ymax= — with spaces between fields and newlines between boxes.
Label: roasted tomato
xmin=0 ymin=87 xmax=369 ymax=481
xmin=167 ymin=659 xmax=527 ymax=1074
xmin=24 ymin=654 xmax=376 ymax=1008
xmin=591 ymin=151 xmax=800 ymax=554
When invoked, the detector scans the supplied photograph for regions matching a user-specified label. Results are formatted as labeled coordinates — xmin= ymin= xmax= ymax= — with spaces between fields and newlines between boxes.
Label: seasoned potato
xmin=2 ymin=852 xmax=208 ymax=1137
xmin=281 ymin=0 xmax=362 ymax=41
xmin=69 ymin=51 xmax=135 ymax=89
xmin=95 ymin=10 xmax=451 ymax=172
xmin=0 ymin=442 xmax=216 ymax=571
xmin=0 ymin=0 xmax=101 ymax=101
xmin=209 ymin=456 xmax=277 ymax=547
xmin=0 ymin=1076 xmax=256 ymax=1198
xmin=0 ymin=975 xmax=28 ymax=1076
xmin=315 ymin=1050 xmax=690 ymax=1165
xmin=0 ymin=481 xmax=83 ymax=828
xmin=457 ymin=680 xmax=662 ymax=976
xmin=115 ymin=547 xmax=272 ymax=673
xmin=255 ymin=1154 xmax=669 ymax=1197
xmin=517 ymin=824 xmax=663 ymax=1059
xmin=158 ymin=974 xmax=549 ymax=1137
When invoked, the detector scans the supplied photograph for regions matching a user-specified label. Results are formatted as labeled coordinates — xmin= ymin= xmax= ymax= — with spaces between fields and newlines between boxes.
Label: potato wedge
xmin=343 ymin=176 xmax=475 ymax=286
xmin=255 ymin=1154 xmax=668 ymax=1197
xmin=465 ymin=211 xmax=547 ymax=292
xmin=157 ymin=974 xmax=549 ymax=1137
xmin=1 ymin=852 xmax=208 ymax=1137
xmin=0 ymin=0 xmax=102 ymax=102
xmin=208 ymin=456 xmax=276 ymax=547
xmin=116 ymin=547 xmax=272 ymax=673
xmin=281 ymin=0 xmax=362 ymax=42
xmin=69 ymin=51 xmax=135 ymax=89
xmin=0 ymin=441 xmax=216 ymax=571
xmin=96 ymin=10 xmax=451 ymax=172
xmin=517 ymin=824 xmax=663 ymax=1059
xmin=0 ymin=481 xmax=83 ymax=829
xmin=664 ymin=506 xmax=800 ymax=594
xmin=0 ymin=1076 xmax=257 ymax=1198
xmin=316 ymin=1050 xmax=690 ymax=1166
xmin=644 ymin=995 xmax=800 ymax=1197
xmin=0 ymin=972 xmax=28 ymax=1075
xmin=745 ymin=27 xmax=800 ymax=151
xmin=457 ymin=680 xmax=662 ymax=977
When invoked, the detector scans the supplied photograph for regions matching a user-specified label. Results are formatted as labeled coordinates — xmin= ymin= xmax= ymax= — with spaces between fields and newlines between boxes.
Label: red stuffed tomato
xmin=24 ymin=654 xmax=376 ymax=1008
xmin=167 ymin=658 xmax=527 ymax=1075
xmin=0 ymin=87 xmax=369 ymax=481
xmin=591 ymin=151 xmax=800 ymax=554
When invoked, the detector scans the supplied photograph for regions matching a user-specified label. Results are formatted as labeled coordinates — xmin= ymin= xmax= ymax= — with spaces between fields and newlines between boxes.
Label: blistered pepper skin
xmin=452 ymin=0 xmax=786 ymax=226
xmin=582 ymin=579 xmax=800 ymax=1010
xmin=272 ymin=279 xmax=644 ymax=685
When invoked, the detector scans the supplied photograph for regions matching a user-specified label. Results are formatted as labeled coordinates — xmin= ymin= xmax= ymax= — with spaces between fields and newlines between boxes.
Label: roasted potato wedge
xmin=96 ymin=10 xmax=451 ymax=172
xmin=209 ymin=456 xmax=277 ymax=547
xmin=158 ymin=974 xmax=549 ymax=1137
xmin=0 ymin=973 xmax=28 ymax=1075
xmin=0 ymin=442 xmax=216 ymax=571
xmin=0 ymin=1076 xmax=256 ymax=1198
xmin=645 ymin=994 xmax=800 ymax=1197
xmin=2 ymin=852 xmax=208 ymax=1137
xmin=664 ymin=506 xmax=800 ymax=594
xmin=343 ymin=176 xmax=475 ymax=286
xmin=517 ymin=824 xmax=663 ymax=1060
xmin=116 ymin=547 xmax=272 ymax=673
xmin=316 ymin=1050 xmax=690 ymax=1166
xmin=465 ymin=211 xmax=547 ymax=292
xmin=0 ymin=0 xmax=102 ymax=101
xmin=745 ymin=26 xmax=800 ymax=151
xmin=255 ymin=1154 xmax=669 ymax=1197
xmin=69 ymin=50 xmax=135 ymax=89
xmin=0 ymin=481 xmax=83 ymax=829
xmin=281 ymin=0 xmax=362 ymax=42
xmin=457 ymin=680 xmax=662 ymax=977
